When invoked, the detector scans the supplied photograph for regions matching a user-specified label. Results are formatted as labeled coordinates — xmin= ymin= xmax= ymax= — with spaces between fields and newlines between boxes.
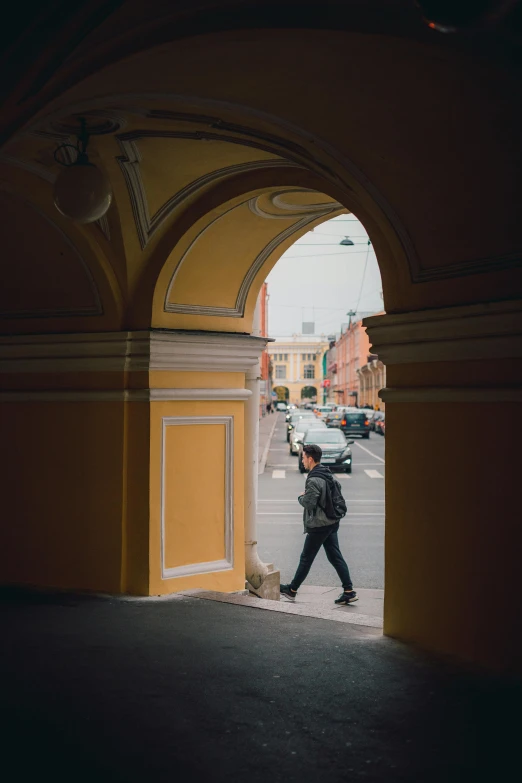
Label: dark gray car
xmin=298 ymin=429 xmax=354 ymax=473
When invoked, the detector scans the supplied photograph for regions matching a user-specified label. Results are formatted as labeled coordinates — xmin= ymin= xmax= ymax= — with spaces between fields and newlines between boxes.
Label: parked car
xmin=363 ymin=409 xmax=377 ymax=425
xmin=375 ymin=413 xmax=385 ymax=436
xmin=339 ymin=409 xmax=372 ymax=439
xmin=298 ymin=429 xmax=354 ymax=473
xmin=325 ymin=410 xmax=346 ymax=428
xmin=371 ymin=411 xmax=384 ymax=432
xmin=275 ymin=401 xmax=288 ymax=412
xmin=289 ymin=419 xmax=327 ymax=455
xmin=286 ymin=411 xmax=316 ymax=442
xmin=314 ymin=405 xmax=333 ymax=421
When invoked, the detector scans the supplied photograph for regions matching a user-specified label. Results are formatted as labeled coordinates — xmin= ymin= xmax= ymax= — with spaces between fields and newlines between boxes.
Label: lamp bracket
xmin=53 ymin=117 xmax=91 ymax=167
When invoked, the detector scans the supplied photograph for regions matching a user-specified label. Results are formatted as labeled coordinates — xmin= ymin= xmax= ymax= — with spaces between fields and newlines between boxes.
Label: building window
xmin=304 ymin=364 xmax=315 ymax=379
xmin=284 ymin=354 xmax=288 ymax=361
xmin=275 ymin=365 xmax=286 ymax=379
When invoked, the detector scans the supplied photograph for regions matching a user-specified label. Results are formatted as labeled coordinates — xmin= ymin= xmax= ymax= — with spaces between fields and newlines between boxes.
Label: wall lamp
xmin=53 ymin=117 xmax=112 ymax=224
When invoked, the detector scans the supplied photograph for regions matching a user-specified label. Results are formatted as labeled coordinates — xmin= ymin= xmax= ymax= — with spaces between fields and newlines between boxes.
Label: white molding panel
xmin=363 ymin=299 xmax=522 ymax=365
xmin=0 ymin=330 xmax=269 ymax=373
xmin=380 ymin=386 xmax=522 ymax=403
xmin=160 ymin=416 xmax=234 ymax=580
xmin=150 ymin=388 xmax=251 ymax=401
xmin=0 ymin=388 xmax=252 ymax=403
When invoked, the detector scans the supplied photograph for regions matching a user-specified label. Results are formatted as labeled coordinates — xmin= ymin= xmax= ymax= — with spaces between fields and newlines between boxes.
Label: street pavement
xmin=257 ymin=413 xmax=385 ymax=591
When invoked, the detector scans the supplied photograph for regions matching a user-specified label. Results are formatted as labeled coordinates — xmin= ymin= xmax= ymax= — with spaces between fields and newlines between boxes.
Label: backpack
xmin=322 ymin=477 xmax=347 ymax=520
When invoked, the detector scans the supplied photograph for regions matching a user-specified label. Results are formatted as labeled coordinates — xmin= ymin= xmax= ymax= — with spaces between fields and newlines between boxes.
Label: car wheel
xmin=286 ymin=434 xmax=290 ymax=442
xmin=298 ymin=460 xmax=305 ymax=473
xmin=363 ymin=432 xmax=370 ymax=439
xmin=345 ymin=466 xmax=352 ymax=474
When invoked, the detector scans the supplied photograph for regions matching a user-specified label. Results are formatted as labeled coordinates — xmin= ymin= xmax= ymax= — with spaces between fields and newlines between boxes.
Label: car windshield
xmin=298 ymin=421 xmax=326 ymax=433
xmin=290 ymin=413 xmax=314 ymax=422
xmin=304 ymin=431 xmax=347 ymax=444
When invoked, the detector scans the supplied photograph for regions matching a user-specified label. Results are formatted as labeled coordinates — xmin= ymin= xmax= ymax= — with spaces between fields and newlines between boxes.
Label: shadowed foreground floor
xmin=1 ymin=590 xmax=519 ymax=782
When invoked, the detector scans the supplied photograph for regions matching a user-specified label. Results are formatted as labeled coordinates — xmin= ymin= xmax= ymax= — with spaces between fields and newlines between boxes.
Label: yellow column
xmin=364 ymin=301 xmax=522 ymax=674
xmin=0 ymin=330 xmax=271 ymax=598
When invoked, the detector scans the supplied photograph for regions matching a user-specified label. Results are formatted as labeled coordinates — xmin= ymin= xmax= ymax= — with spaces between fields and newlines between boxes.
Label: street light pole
xmin=346 ymin=309 xmax=356 ymax=328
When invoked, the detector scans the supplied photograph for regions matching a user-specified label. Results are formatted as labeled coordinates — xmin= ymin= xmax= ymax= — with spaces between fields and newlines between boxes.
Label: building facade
xmin=257 ymin=283 xmax=272 ymax=415
xmin=334 ymin=315 xmax=386 ymax=408
xmin=335 ymin=319 xmax=372 ymax=407
xmin=324 ymin=338 xmax=338 ymax=404
xmin=267 ymin=336 xmax=329 ymax=405
xmin=357 ymin=357 xmax=386 ymax=410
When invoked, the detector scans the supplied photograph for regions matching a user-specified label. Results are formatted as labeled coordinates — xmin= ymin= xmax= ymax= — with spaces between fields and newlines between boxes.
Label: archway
xmin=1 ymin=12 xmax=521 ymax=673
xmin=272 ymin=386 xmax=289 ymax=402
xmin=301 ymin=386 xmax=318 ymax=403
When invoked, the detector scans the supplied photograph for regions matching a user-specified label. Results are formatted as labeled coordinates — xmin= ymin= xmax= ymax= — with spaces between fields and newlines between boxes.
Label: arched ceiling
xmin=1 ymin=5 xmax=521 ymax=336
xmin=0 ymin=102 xmax=355 ymax=333
xmin=154 ymin=187 xmax=343 ymax=332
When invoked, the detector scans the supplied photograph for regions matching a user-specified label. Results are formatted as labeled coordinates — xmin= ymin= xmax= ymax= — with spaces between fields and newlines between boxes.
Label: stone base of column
xmin=246 ymin=565 xmax=281 ymax=600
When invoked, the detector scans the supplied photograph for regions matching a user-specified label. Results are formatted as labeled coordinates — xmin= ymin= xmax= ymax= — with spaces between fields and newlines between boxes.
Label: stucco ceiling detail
xmin=248 ymin=189 xmax=341 ymax=220
xmin=116 ymin=132 xmax=290 ymax=249
xmin=164 ymin=190 xmax=342 ymax=318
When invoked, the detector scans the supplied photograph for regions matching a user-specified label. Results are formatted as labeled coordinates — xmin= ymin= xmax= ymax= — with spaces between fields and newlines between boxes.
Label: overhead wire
xmin=281 ymin=250 xmax=372 ymax=258
xmin=352 ymin=243 xmax=373 ymax=313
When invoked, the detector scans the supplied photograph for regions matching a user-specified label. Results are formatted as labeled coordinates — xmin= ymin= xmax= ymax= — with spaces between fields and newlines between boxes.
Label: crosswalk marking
xmin=259 ymin=499 xmax=384 ymax=503
xmin=257 ymin=512 xmax=384 ymax=516
xmin=364 ymin=469 xmax=384 ymax=479
xmin=272 ymin=470 xmax=286 ymax=479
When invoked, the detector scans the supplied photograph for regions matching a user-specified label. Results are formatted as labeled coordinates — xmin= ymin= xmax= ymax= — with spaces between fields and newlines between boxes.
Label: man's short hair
xmin=303 ymin=444 xmax=322 ymax=463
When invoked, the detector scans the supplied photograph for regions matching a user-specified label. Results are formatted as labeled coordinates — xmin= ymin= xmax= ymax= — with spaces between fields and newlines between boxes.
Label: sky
xmin=266 ymin=214 xmax=384 ymax=338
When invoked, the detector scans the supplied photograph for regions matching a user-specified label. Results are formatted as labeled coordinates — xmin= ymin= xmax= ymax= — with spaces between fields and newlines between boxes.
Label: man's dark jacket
xmin=298 ymin=464 xmax=340 ymax=533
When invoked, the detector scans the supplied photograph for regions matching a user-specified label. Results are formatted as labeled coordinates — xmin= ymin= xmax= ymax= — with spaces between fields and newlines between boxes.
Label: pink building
xmin=334 ymin=319 xmax=372 ymax=407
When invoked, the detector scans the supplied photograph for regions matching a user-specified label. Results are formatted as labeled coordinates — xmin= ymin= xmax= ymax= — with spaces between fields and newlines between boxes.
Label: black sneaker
xmin=334 ymin=590 xmax=358 ymax=605
xmin=280 ymin=584 xmax=297 ymax=602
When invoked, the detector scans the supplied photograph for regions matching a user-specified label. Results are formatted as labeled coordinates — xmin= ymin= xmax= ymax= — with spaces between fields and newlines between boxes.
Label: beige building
xmin=357 ymin=358 xmax=386 ymax=410
xmin=268 ymin=336 xmax=329 ymax=405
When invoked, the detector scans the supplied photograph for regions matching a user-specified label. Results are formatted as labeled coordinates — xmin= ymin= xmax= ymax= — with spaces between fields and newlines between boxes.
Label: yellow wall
xmin=163 ymin=422 xmax=226 ymax=568
xmin=385 ymin=400 xmax=521 ymax=672
xmin=0 ymin=401 xmax=127 ymax=593
xmin=384 ymin=360 xmax=522 ymax=674
xmin=0 ymin=372 xmax=247 ymax=598
xmin=148 ymin=399 xmax=245 ymax=595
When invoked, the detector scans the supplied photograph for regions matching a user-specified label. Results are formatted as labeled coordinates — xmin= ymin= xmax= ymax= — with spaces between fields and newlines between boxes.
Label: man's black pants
xmin=290 ymin=522 xmax=353 ymax=592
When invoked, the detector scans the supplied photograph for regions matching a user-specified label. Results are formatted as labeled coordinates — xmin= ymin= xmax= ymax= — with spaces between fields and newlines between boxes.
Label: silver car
xmin=289 ymin=419 xmax=327 ymax=455
xmin=286 ymin=411 xmax=316 ymax=442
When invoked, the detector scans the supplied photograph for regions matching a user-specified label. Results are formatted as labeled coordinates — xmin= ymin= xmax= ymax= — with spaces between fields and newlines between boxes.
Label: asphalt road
xmin=257 ymin=413 xmax=385 ymax=589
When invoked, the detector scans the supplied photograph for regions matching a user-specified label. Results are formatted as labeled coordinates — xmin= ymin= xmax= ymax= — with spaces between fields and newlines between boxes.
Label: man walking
xmin=280 ymin=443 xmax=357 ymax=605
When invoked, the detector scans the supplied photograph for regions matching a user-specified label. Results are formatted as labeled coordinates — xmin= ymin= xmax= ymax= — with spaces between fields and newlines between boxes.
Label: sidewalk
xmin=180 ymin=586 xmax=384 ymax=629
xmin=257 ymin=411 xmax=278 ymax=473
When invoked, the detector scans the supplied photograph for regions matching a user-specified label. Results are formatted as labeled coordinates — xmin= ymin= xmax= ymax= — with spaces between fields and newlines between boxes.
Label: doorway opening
xmin=258 ymin=213 xmax=385 ymax=625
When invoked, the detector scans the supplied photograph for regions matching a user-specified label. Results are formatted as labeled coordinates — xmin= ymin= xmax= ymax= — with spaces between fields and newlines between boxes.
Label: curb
xmin=258 ymin=413 xmax=279 ymax=475
xmin=179 ymin=589 xmax=383 ymax=629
